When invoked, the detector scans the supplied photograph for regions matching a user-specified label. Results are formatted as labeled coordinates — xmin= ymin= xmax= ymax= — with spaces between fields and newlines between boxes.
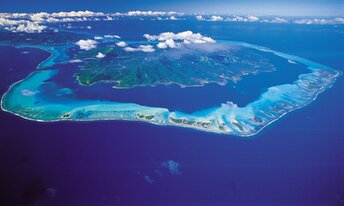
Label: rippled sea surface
xmin=0 ymin=20 xmax=343 ymax=205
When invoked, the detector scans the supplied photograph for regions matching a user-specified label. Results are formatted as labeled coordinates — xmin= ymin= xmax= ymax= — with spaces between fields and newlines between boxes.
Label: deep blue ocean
xmin=0 ymin=20 xmax=344 ymax=205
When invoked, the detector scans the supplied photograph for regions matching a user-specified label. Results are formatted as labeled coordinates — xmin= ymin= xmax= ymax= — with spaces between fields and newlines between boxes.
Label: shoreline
xmin=0 ymin=41 xmax=341 ymax=137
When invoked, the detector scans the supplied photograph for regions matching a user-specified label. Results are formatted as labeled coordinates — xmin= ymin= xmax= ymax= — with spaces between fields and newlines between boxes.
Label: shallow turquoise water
xmin=1 ymin=38 xmax=340 ymax=136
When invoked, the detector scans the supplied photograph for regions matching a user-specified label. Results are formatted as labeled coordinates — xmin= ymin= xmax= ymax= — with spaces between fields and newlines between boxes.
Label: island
xmin=0 ymin=28 xmax=341 ymax=137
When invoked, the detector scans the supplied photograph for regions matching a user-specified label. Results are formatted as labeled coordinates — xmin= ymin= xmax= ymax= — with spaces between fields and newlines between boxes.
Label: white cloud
xmin=2 ymin=11 xmax=344 ymax=36
xmin=247 ymin=16 xmax=259 ymax=22
xmin=104 ymin=16 xmax=113 ymax=21
xmin=193 ymin=15 xmax=344 ymax=25
xmin=196 ymin=15 xmax=204 ymax=20
xmin=144 ymin=30 xmax=215 ymax=49
xmin=0 ymin=17 xmax=25 ymax=26
xmin=183 ymin=40 xmax=191 ymax=44
xmin=123 ymin=47 xmax=136 ymax=52
xmin=104 ymin=34 xmax=121 ymax=39
xmin=143 ymin=34 xmax=157 ymax=41
xmin=10 ymin=22 xmax=46 ymax=33
xmin=139 ymin=45 xmax=155 ymax=52
xmin=96 ymin=52 xmax=106 ymax=58
xmin=165 ymin=39 xmax=176 ymax=48
xmin=293 ymin=18 xmax=344 ymax=25
xmin=194 ymin=15 xmax=290 ymax=24
xmin=270 ymin=17 xmax=288 ymax=23
xmin=116 ymin=41 xmax=127 ymax=47
xmin=0 ymin=11 xmax=177 ymax=33
xmin=0 ymin=13 xmax=29 ymax=19
xmin=226 ymin=15 xmax=259 ymax=22
xmin=210 ymin=16 xmax=223 ymax=21
xmin=231 ymin=16 xmax=246 ymax=22
xmin=51 ymin=10 xmax=104 ymax=18
xmin=75 ymin=39 xmax=97 ymax=50
xmin=195 ymin=15 xmax=256 ymax=22
xmin=124 ymin=45 xmax=155 ymax=52
xmin=0 ymin=10 xmax=113 ymax=33
xmin=335 ymin=17 xmax=344 ymax=24
xmin=0 ymin=17 xmax=46 ymax=33
xmin=15 ymin=11 xmax=106 ymax=25
xmin=30 ymin=12 xmax=49 ymax=22
xmin=46 ymin=16 xmax=95 ymax=23
xmin=126 ymin=11 xmax=178 ymax=16
xmin=169 ymin=16 xmax=178 ymax=20
xmin=157 ymin=42 xmax=168 ymax=49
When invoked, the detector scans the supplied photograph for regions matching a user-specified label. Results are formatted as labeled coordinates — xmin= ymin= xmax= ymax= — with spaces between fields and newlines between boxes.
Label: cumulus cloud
xmin=75 ymin=39 xmax=97 ymax=50
xmin=51 ymin=10 xmax=104 ymax=17
xmin=193 ymin=15 xmax=344 ymax=25
xmin=165 ymin=39 xmax=176 ymax=48
xmin=269 ymin=17 xmax=288 ymax=23
xmin=194 ymin=15 xmax=293 ymax=24
xmin=14 ymin=11 xmax=105 ymax=25
xmin=0 ymin=10 xmax=110 ymax=33
xmin=334 ymin=18 xmax=344 ymax=24
xmin=0 ymin=10 xmax=180 ymax=34
xmin=30 ymin=12 xmax=49 ymax=22
xmin=8 ymin=22 xmax=46 ymax=33
xmin=210 ymin=16 xmax=223 ymax=21
xmin=104 ymin=16 xmax=113 ymax=21
xmin=293 ymin=18 xmax=344 ymax=25
xmin=116 ymin=41 xmax=127 ymax=47
xmin=96 ymin=52 xmax=106 ymax=58
xmin=123 ymin=47 xmax=136 ymax=52
xmin=0 ymin=15 xmax=46 ymax=33
xmin=196 ymin=15 xmax=204 ymax=20
xmin=29 ymin=10 xmax=105 ymax=24
xmin=195 ymin=15 xmax=260 ymax=22
xmin=157 ymin=42 xmax=168 ymax=49
xmin=0 ymin=17 xmax=25 ymax=26
xmin=143 ymin=33 xmax=157 ymax=41
xmin=2 ymin=11 xmax=344 ymax=36
xmin=247 ymin=15 xmax=259 ymax=22
xmin=126 ymin=11 xmax=178 ymax=16
xmin=143 ymin=30 xmax=215 ymax=49
xmin=169 ymin=16 xmax=179 ymax=20
xmin=226 ymin=15 xmax=260 ymax=22
xmin=139 ymin=45 xmax=155 ymax=52
xmin=124 ymin=45 xmax=155 ymax=52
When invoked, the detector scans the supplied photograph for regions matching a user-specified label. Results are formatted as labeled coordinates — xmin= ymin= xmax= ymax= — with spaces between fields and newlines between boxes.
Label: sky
xmin=0 ymin=0 xmax=343 ymax=16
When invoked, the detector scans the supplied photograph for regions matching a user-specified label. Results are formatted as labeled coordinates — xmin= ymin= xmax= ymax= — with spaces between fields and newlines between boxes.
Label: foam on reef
xmin=1 ymin=41 xmax=341 ymax=137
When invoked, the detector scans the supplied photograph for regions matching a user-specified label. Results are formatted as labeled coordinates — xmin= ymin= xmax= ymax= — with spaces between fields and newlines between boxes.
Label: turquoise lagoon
xmin=1 ymin=34 xmax=341 ymax=137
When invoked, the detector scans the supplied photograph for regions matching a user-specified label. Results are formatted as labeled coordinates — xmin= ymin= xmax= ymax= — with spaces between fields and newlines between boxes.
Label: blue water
xmin=0 ymin=21 xmax=344 ymax=205
xmin=46 ymin=50 xmax=309 ymax=113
